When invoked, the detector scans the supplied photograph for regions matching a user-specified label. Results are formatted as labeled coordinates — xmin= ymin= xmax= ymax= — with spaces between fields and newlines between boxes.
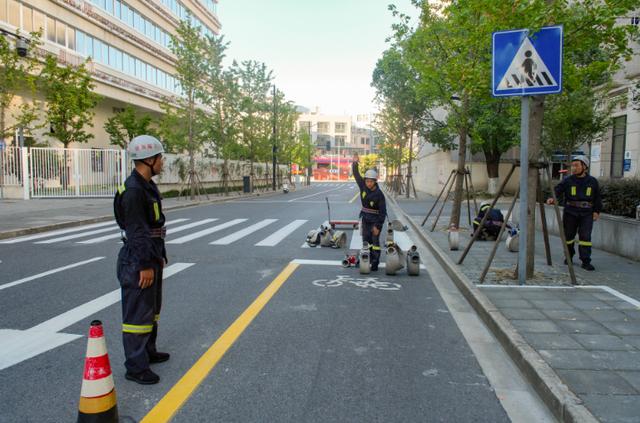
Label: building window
xmin=0 ymin=0 xmax=7 ymax=22
xmin=7 ymin=0 xmax=19 ymax=27
xmin=66 ymin=27 xmax=75 ymax=50
xmin=318 ymin=122 xmax=329 ymax=134
xmin=32 ymin=9 xmax=44 ymax=32
xmin=611 ymin=115 xmax=626 ymax=177
xmin=46 ymin=16 xmax=55 ymax=42
xmin=21 ymin=5 xmax=32 ymax=32
xmin=56 ymin=20 xmax=66 ymax=46
xmin=335 ymin=122 xmax=346 ymax=133
xmin=335 ymin=136 xmax=346 ymax=147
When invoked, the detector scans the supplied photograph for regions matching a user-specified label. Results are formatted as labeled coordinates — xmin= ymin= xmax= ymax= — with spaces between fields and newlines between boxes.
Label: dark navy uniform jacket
xmin=553 ymin=174 xmax=603 ymax=216
xmin=352 ymin=162 xmax=387 ymax=229
xmin=114 ymin=170 xmax=167 ymax=270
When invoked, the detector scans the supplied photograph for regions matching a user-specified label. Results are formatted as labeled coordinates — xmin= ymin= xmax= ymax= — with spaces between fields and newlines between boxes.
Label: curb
xmin=387 ymin=194 xmax=598 ymax=423
xmin=0 ymin=187 xmax=298 ymax=241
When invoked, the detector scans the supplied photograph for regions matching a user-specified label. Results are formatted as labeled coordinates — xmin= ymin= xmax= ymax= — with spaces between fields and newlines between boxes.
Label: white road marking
xmin=255 ymin=220 xmax=308 ymax=247
xmin=210 ymin=219 xmax=278 ymax=245
xmin=167 ymin=219 xmax=247 ymax=244
xmin=0 ymin=257 xmax=105 ymax=292
xmin=0 ymin=263 xmax=194 ymax=371
xmin=0 ymin=221 xmax=115 ymax=244
xmin=350 ymin=232 xmax=363 ymax=250
xmin=288 ymin=185 xmax=343 ymax=202
xmin=34 ymin=226 xmax=120 ymax=244
xmin=291 ymin=259 xmax=426 ymax=269
xmin=76 ymin=218 xmax=199 ymax=244
xmin=44 ymin=218 xmax=188 ymax=244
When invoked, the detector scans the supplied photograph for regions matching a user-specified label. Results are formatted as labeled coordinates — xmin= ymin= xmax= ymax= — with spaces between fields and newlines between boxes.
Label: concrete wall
xmin=535 ymin=204 xmax=640 ymax=262
xmin=411 ymin=150 xmax=521 ymax=196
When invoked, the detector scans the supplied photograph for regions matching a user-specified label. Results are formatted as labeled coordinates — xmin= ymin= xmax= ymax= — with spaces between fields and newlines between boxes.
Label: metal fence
xmin=0 ymin=146 xmax=23 ymax=186
xmin=29 ymin=147 xmax=127 ymax=198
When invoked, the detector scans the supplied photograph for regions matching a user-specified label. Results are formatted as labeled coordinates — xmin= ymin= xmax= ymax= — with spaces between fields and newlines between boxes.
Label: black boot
xmin=581 ymin=262 xmax=595 ymax=271
xmin=125 ymin=369 xmax=160 ymax=385
xmin=149 ymin=351 xmax=171 ymax=363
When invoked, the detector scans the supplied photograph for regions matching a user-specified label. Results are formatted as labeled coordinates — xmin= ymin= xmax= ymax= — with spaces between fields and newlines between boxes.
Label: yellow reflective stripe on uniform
xmin=361 ymin=191 xmax=366 ymax=199
xmin=122 ymin=324 xmax=154 ymax=334
xmin=586 ymin=187 xmax=592 ymax=196
xmin=154 ymin=314 xmax=160 ymax=322
xmin=578 ymin=240 xmax=592 ymax=246
xmin=117 ymin=184 xmax=126 ymax=194
xmin=480 ymin=205 xmax=490 ymax=212
xmin=571 ymin=186 xmax=576 ymax=196
xmin=473 ymin=220 xmax=480 ymax=225
xmin=371 ymin=245 xmax=381 ymax=250
xmin=566 ymin=239 xmax=575 ymax=245
xmin=153 ymin=202 xmax=160 ymax=221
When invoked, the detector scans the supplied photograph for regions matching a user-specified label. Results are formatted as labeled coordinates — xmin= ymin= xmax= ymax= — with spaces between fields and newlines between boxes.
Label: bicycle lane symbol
xmin=312 ymin=274 xmax=402 ymax=291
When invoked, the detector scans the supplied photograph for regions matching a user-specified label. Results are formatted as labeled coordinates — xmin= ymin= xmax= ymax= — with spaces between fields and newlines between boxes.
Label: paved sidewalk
xmin=393 ymin=193 xmax=640 ymax=423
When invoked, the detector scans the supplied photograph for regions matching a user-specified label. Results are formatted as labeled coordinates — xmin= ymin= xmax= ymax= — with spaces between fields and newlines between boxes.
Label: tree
xmin=40 ymin=55 xmax=100 ymax=147
xmin=0 ymin=31 xmax=43 ymax=145
xmin=104 ymin=105 xmax=154 ymax=149
xmin=162 ymin=19 xmax=211 ymax=199
xmin=231 ymin=60 xmax=273 ymax=191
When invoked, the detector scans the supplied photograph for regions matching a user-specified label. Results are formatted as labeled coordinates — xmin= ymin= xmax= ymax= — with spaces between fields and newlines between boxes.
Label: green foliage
xmin=0 ymin=30 xmax=44 ymax=142
xmin=600 ymin=178 xmax=640 ymax=218
xmin=104 ymin=105 xmax=154 ymax=148
xmin=40 ymin=55 xmax=100 ymax=147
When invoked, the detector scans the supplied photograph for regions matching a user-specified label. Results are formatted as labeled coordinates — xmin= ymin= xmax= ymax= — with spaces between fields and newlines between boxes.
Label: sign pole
xmin=518 ymin=96 xmax=530 ymax=285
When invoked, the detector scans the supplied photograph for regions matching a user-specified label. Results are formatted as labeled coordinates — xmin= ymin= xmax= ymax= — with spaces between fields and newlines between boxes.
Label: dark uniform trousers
xmin=563 ymin=211 xmax=593 ymax=264
xmin=361 ymin=221 xmax=382 ymax=267
xmin=117 ymin=251 xmax=163 ymax=374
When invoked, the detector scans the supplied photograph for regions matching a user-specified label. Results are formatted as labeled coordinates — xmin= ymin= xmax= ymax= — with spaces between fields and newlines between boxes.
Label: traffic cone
xmin=77 ymin=320 xmax=119 ymax=423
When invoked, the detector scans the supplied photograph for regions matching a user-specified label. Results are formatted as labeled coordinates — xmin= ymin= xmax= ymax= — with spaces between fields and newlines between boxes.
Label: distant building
xmin=0 ymin=0 xmax=221 ymax=148
xmin=296 ymin=107 xmax=379 ymax=180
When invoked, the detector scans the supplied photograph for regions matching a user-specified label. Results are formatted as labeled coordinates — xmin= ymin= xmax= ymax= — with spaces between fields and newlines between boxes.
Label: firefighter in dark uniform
xmin=546 ymin=155 xmax=602 ymax=271
xmin=114 ymin=135 xmax=170 ymax=385
xmin=352 ymin=153 xmax=387 ymax=271
xmin=473 ymin=201 xmax=507 ymax=241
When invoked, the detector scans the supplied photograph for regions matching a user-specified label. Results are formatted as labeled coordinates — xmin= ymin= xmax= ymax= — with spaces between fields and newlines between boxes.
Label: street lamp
xmin=307 ymin=121 xmax=320 ymax=186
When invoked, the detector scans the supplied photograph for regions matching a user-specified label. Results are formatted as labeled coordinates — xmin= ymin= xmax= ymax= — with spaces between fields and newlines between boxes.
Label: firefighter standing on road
xmin=546 ymin=155 xmax=602 ymax=271
xmin=352 ymin=153 xmax=387 ymax=271
xmin=114 ymin=135 xmax=170 ymax=385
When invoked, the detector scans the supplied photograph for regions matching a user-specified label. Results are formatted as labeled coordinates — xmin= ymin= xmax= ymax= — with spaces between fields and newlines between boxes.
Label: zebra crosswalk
xmin=0 ymin=216 xmax=405 ymax=250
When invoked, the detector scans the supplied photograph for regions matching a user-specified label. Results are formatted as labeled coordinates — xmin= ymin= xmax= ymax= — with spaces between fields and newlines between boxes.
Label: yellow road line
xmin=349 ymin=192 xmax=359 ymax=203
xmin=141 ymin=262 xmax=300 ymax=423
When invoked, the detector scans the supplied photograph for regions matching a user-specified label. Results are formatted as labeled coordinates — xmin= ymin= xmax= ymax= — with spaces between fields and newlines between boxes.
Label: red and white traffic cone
xmin=77 ymin=320 xmax=119 ymax=423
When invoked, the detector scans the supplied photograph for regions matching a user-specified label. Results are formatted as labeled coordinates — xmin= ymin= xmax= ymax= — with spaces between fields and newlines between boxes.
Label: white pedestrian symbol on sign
xmin=497 ymin=37 xmax=558 ymax=90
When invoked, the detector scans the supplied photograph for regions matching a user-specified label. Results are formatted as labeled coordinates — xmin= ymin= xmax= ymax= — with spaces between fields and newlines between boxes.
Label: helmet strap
xmin=137 ymin=155 xmax=159 ymax=178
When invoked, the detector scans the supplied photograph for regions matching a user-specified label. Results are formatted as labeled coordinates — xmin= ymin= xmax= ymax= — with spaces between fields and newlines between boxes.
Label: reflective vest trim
xmin=153 ymin=202 xmax=160 ymax=221
xmin=571 ymin=186 xmax=577 ymax=196
xmin=586 ymin=187 xmax=592 ymax=197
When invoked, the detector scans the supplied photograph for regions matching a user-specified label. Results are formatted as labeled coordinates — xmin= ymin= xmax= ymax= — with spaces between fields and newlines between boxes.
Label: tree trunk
xmin=188 ymin=98 xmax=196 ymax=200
xmin=450 ymin=124 xmax=467 ymax=229
xmin=484 ymin=148 xmax=501 ymax=195
xmin=526 ymin=96 xmax=544 ymax=277
xmin=406 ymin=121 xmax=414 ymax=198
xmin=0 ymin=104 xmax=6 ymax=144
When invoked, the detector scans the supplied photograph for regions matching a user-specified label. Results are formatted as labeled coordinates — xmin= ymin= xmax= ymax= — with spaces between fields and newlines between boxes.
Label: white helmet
xmin=364 ymin=169 xmax=378 ymax=180
xmin=128 ymin=135 xmax=164 ymax=160
xmin=572 ymin=155 xmax=589 ymax=168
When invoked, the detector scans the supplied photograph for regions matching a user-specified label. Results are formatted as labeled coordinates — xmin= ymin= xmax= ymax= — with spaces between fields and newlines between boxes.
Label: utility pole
xmin=272 ymin=84 xmax=277 ymax=191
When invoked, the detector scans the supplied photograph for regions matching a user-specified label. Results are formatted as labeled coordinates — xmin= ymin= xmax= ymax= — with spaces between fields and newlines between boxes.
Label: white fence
xmin=29 ymin=148 xmax=127 ymax=198
xmin=0 ymin=146 xmax=289 ymax=199
xmin=0 ymin=146 xmax=23 ymax=186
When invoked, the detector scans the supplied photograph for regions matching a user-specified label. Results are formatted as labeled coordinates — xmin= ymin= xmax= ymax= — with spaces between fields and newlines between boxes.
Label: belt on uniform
xmin=566 ymin=201 xmax=593 ymax=209
xmin=361 ymin=207 xmax=379 ymax=214
xmin=121 ymin=227 xmax=166 ymax=242
xmin=149 ymin=227 xmax=167 ymax=239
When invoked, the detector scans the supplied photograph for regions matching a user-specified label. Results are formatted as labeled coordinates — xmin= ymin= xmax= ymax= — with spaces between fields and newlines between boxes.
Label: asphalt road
xmin=0 ymin=182 xmax=529 ymax=422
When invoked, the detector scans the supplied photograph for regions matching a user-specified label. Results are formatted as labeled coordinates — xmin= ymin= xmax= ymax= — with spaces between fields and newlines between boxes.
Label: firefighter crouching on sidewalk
xmin=546 ymin=155 xmax=602 ymax=271
xmin=352 ymin=153 xmax=387 ymax=271
xmin=114 ymin=135 xmax=170 ymax=385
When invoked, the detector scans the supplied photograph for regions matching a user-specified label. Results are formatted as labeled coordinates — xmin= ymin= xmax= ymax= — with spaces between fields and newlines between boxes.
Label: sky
xmin=217 ymin=0 xmax=420 ymax=116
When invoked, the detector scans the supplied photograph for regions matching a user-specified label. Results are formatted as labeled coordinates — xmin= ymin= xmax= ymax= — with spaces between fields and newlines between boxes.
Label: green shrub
xmin=600 ymin=178 xmax=640 ymax=218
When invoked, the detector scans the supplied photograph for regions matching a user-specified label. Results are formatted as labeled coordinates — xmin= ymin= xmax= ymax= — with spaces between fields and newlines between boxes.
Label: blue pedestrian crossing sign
xmin=492 ymin=25 xmax=563 ymax=97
